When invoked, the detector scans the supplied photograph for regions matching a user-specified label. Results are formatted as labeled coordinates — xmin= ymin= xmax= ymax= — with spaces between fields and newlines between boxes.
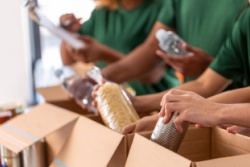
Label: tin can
xmin=22 ymin=140 xmax=46 ymax=167
xmin=0 ymin=145 xmax=21 ymax=167
xmin=150 ymin=112 xmax=189 ymax=152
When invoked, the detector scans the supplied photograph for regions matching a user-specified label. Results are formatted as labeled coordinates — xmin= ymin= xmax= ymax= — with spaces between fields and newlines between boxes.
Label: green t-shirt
xmin=79 ymin=0 xmax=169 ymax=95
xmin=158 ymin=0 xmax=247 ymax=82
xmin=210 ymin=7 xmax=250 ymax=88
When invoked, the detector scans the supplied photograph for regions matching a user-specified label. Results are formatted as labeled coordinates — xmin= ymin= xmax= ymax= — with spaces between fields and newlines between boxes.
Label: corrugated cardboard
xmin=125 ymin=127 xmax=250 ymax=167
xmin=50 ymin=116 xmax=127 ymax=167
xmin=36 ymin=86 xmax=91 ymax=116
xmin=0 ymin=103 xmax=79 ymax=154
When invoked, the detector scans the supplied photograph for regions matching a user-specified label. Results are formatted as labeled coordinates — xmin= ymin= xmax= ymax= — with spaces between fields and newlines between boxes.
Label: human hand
xmin=60 ymin=13 xmax=82 ymax=32
xmin=121 ymin=114 xmax=159 ymax=135
xmin=159 ymin=89 xmax=224 ymax=132
xmin=67 ymin=75 xmax=97 ymax=112
xmin=227 ymin=125 xmax=250 ymax=137
xmin=70 ymin=36 xmax=106 ymax=63
xmin=156 ymin=43 xmax=213 ymax=77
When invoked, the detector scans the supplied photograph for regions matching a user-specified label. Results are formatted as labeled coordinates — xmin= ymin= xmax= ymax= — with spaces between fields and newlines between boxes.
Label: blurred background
xmin=0 ymin=0 xmax=95 ymax=107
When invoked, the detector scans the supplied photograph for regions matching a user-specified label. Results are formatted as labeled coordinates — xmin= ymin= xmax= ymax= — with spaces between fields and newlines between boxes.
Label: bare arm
xmin=101 ymin=22 xmax=174 ymax=82
xmin=159 ymin=89 xmax=250 ymax=132
xmin=61 ymin=41 xmax=76 ymax=65
xmin=134 ymin=68 xmax=231 ymax=112
xmin=208 ymin=86 xmax=250 ymax=103
xmin=220 ymin=103 xmax=250 ymax=128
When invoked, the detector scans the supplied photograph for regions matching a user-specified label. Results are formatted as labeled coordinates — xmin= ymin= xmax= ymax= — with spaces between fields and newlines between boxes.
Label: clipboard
xmin=27 ymin=3 xmax=85 ymax=50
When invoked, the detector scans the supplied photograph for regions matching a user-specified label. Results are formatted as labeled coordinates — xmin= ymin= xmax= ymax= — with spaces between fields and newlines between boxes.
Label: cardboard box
xmin=0 ymin=103 xmax=79 ymax=165
xmin=125 ymin=127 xmax=250 ymax=167
xmin=50 ymin=116 xmax=127 ymax=167
xmin=36 ymin=85 xmax=92 ymax=116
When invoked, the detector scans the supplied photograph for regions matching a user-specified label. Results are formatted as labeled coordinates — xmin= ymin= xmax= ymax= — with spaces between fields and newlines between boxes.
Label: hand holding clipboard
xmin=26 ymin=1 xmax=85 ymax=50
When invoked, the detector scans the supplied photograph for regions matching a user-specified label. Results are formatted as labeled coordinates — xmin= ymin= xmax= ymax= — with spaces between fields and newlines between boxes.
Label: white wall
xmin=0 ymin=0 xmax=32 ymax=106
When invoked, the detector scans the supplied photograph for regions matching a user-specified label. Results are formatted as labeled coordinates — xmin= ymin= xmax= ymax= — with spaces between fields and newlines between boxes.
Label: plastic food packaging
xmin=96 ymin=82 xmax=139 ymax=132
xmin=156 ymin=29 xmax=187 ymax=55
xmin=22 ymin=140 xmax=46 ymax=167
xmin=86 ymin=66 xmax=139 ymax=132
xmin=0 ymin=145 xmax=21 ymax=167
xmin=150 ymin=112 xmax=189 ymax=152
xmin=55 ymin=66 xmax=97 ymax=113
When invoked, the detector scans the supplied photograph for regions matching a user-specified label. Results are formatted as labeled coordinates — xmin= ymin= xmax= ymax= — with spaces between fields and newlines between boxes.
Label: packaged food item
xmin=156 ymin=29 xmax=187 ymax=56
xmin=150 ymin=112 xmax=189 ymax=152
xmin=22 ymin=140 xmax=46 ymax=167
xmin=85 ymin=66 xmax=139 ymax=132
xmin=0 ymin=145 xmax=21 ymax=167
xmin=96 ymin=82 xmax=139 ymax=133
xmin=55 ymin=66 xmax=97 ymax=113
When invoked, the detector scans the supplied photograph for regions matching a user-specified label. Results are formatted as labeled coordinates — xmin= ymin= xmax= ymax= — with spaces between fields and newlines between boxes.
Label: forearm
xmin=60 ymin=42 xmax=76 ymax=65
xmin=134 ymin=69 xmax=231 ymax=113
xmin=99 ymin=44 xmax=124 ymax=64
xmin=102 ymin=41 xmax=161 ymax=82
xmin=218 ymin=103 xmax=250 ymax=128
xmin=208 ymin=86 xmax=250 ymax=104
xmin=102 ymin=22 xmax=174 ymax=83
xmin=135 ymin=79 xmax=214 ymax=112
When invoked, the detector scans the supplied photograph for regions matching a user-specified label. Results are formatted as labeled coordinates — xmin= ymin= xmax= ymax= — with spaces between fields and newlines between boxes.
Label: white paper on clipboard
xmin=29 ymin=6 xmax=85 ymax=50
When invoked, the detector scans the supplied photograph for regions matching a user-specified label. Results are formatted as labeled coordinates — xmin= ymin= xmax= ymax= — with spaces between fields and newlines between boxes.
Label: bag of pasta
xmin=87 ymin=67 xmax=139 ymax=133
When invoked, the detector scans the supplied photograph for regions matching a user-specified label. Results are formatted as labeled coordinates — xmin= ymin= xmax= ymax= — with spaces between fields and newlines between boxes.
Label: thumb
xmin=122 ymin=123 xmax=136 ymax=135
xmin=183 ymin=43 xmax=195 ymax=53
xmin=79 ymin=36 xmax=92 ymax=43
xmin=77 ymin=18 xmax=82 ymax=23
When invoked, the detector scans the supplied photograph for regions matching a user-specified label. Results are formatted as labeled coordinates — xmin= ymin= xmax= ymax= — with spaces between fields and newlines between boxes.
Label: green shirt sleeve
xmin=209 ymin=11 xmax=248 ymax=83
xmin=157 ymin=0 xmax=175 ymax=28
xmin=78 ymin=9 xmax=98 ymax=36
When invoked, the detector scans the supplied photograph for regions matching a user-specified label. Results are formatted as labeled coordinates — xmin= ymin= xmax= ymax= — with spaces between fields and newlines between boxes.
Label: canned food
xmin=151 ymin=112 xmax=189 ymax=152
xmin=22 ymin=140 xmax=46 ymax=167
xmin=0 ymin=145 xmax=21 ymax=167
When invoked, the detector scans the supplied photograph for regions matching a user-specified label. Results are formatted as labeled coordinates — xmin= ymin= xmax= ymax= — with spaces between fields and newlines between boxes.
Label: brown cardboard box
xmin=0 ymin=103 xmax=79 ymax=165
xmin=36 ymin=85 xmax=92 ymax=116
xmin=125 ymin=127 xmax=250 ymax=167
xmin=50 ymin=116 xmax=127 ymax=167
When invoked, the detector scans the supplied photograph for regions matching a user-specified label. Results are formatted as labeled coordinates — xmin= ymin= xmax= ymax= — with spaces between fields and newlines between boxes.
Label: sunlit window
xmin=34 ymin=0 xmax=95 ymax=88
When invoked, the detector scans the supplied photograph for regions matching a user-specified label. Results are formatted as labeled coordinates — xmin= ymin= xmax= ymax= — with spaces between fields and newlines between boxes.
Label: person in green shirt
xmin=99 ymin=0 xmax=247 ymax=87
xmin=122 ymin=4 xmax=250 ymax=134
xmin=60 ymin=0 xmax=166 ymax=95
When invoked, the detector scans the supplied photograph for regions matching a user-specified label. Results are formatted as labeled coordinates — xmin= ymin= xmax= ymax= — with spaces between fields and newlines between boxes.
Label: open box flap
xmin=50 ymin=116 xmax=126 ymax=167
xmin=36 ymin=85 xmax=68 ymax=102
xmin=195 ymin=154 xmax=250 ymax=167
xmin=125 ymin=134 xmax=191 ymax=167
xmin=0 ymin=103 xmax=79 ymax=153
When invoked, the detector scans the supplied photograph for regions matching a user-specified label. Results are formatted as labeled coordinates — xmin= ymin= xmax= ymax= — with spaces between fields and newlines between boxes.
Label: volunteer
xmin=99 ymin=0 xmax=247 ymax=90
xmin=63 ymin=0 xmax=247 ymax=97
xmin=60 ymin=0 xmax=166 ymax=95
xmin=122 ymin=4 xmax=250 ymax=134
xmin=159 ymin=89 xmax=250 ymax=135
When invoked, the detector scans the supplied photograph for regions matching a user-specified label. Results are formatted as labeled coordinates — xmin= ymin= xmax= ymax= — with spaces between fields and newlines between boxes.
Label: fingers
xmin=122 ymin=123 xmax=136 ymax=135
xmin=195 ymin=124 xmax=203 ymax=128
xmin=156 ymin=50 xmax=174 ymax=65
xmin=173 ymin=115 xmax=185 ymax=133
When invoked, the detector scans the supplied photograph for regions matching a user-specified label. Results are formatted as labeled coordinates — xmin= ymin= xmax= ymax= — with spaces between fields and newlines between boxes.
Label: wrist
xmin=216 ymin=103 xmax=230 ymax=126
